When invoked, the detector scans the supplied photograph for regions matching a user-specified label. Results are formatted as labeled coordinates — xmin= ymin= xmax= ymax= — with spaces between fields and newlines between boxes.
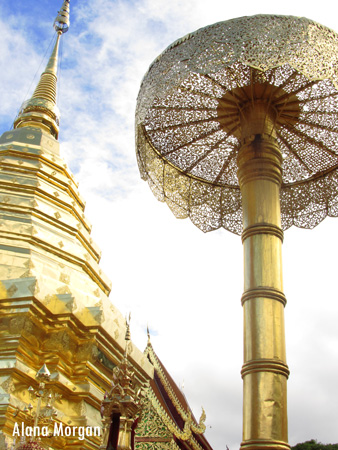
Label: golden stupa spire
xmin=14 ymin=0 xmax=70 ymax=139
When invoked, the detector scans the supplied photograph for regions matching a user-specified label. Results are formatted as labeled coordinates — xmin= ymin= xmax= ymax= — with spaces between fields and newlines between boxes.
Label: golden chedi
xmin=0 ymin=2 xmax=152 ymax=448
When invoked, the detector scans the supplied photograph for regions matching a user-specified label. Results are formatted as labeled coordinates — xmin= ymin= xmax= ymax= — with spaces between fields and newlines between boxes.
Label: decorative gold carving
xmin=44 ymin=330 xmax=72 ymax=353
xmin=23 ymin=318 xmax=34 ymax=335
xmin=55 ymin=285 xmax=70 ymax=295
xmin=145 ymin=345 xmax=206 ymax=434
xmin=59 ymin=273 xmax=70 ymax=284
xmin=7 ymin=283 xmax=18 ymax=297
xmin=9 ymin=317 xmax=27 ymax=334
xmin=136 ymin=398 xmax=172 ymax=438
xmin=28 ymin=280 xmax=38 ymax=295
xmin=100 ymin=352 xmax=148 ymax=450
xmin=24 ymin=260 xmax=35 ymax=270
xmin=87 ymin=306 xmax=104 ymax=324
xmin=135 ymin=442 xmax=172 ymax=450
xmin=73 ymin=399 xmax=87 ymax=416
xmin=1 ymin=376 xmax=16 ymax=393
xmin=146 ymin=390 xmax=205 ymax=450
xmin=20 ymin=270 xmax=32 ymax=279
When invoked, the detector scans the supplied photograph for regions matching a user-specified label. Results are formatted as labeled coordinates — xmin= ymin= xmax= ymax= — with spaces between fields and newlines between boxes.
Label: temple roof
xmin=144 ymin=340 xmax=213 ymax=450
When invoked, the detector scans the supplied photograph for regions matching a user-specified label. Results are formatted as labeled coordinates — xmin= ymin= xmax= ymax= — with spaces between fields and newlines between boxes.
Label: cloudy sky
xmin=1 ymin=1 xmax=338 ymax=449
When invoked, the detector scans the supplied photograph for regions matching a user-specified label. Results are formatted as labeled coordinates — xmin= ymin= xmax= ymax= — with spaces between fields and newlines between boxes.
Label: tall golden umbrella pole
xmin=135 ymin=15 xmax=338 ymax=450
xmin=237 ymin=110 xmax=288 ymax=450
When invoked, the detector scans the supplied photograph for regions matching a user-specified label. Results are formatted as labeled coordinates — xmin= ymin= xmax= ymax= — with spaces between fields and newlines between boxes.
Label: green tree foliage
xmin=292 ymin=440 xmax=338 ymax=450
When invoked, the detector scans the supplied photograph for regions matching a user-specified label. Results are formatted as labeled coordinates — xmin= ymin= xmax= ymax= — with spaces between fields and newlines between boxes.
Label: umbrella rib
xmin=280 ymin=91 xmax=338 ymax=107
xmin=148 ymin=115 xmax=219 ymax=131
xmin=285 ymin=124 xmax=338 ymax=158
xmin=152 ymin=106 xmax=217 ymax=112
xmin=277 ymin=130 xmax=312 ymax=173
xmin=214 ymin=146 xmax=238 ymax=183
xmin=270 ymin=70 xmax=299 ymax=96
xmin=148 ymin=109 xmax=239 ymax=132
xmin=179 ymin=85 xmax=219 ymax=101
xmin=275 ymin=79 xmax=321 ymax=105
xmin=204 ymin=71 xmax=251 ymax=102
xmin=301 ymin=110 xmax=338 ymax=116
xmin=294 ymin=118 xmax=338 ymax=134
xmin=203 ymin=73 xmax=228 ymax=92
xmin=204 ymin=71 xmax=250 ymax=105
xmin=162 ymin=127 xmax=222 ymax=156
xmin=184 ymin=135 xmax=230 ymax=173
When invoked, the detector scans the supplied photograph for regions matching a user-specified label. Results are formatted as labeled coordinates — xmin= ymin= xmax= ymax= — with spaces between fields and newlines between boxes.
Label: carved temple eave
xmin=135 ymin=342 xmax=212 ymax=450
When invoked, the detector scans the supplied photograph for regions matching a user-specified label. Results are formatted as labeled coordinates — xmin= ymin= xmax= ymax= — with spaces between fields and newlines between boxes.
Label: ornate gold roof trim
xmin=147 ymin=389 xmax=206 ymax=450
xmin=145 ymin=342 xmax=206 ymax=434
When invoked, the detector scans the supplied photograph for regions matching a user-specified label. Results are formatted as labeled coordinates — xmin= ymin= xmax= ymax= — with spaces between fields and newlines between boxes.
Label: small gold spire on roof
xmin=14 ymin=0 xmax=70 ymax=139
xmin=125 ymin=312 xmax=131 ymax=341
xmin=36 ymin=363 xmax=51 ymax=381
xmin=147 ymin=324 xmax=151 ymax=345
xmin=124 ymin=313 xmax=132 ymax=358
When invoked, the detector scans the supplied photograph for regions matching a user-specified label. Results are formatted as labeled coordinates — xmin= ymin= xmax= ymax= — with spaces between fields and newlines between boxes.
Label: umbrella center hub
xmin=217 ymin=80 xmax=301 ymax=142
xmin=240 ymin=100 xmax=277 ymax=141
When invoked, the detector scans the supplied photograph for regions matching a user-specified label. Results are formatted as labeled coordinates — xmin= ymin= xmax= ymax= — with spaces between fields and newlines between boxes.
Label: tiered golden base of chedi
xmin=0 ymin=2 xmax=153 ymax=448
xmin=0 ymin=122 xmax=152 ymax=450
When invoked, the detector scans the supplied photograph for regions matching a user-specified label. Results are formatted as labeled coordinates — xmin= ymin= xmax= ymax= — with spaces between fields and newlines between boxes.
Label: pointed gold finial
xmin=13 ymin=0 xmax=70 ymax=139
xmin=125 ymin=313 xmax=131 ymax=341
xmin=123 ymin=313 xmax=132 ymax=359
xmin=147 ymin=324 xmax=151 ymax=345
xmin=36 ymin=363 xmax=51 ymax=381
xmin=54 ymin=1 xmax=70 ymax=33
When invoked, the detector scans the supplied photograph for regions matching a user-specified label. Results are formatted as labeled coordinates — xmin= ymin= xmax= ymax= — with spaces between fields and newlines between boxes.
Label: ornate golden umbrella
xmin=135 ymin=15 xmax=338 ymax=450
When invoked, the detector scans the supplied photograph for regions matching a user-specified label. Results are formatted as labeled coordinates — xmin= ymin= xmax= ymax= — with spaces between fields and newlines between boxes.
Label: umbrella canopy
xmin=136 ymin=15 xmax=338 ymax=233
